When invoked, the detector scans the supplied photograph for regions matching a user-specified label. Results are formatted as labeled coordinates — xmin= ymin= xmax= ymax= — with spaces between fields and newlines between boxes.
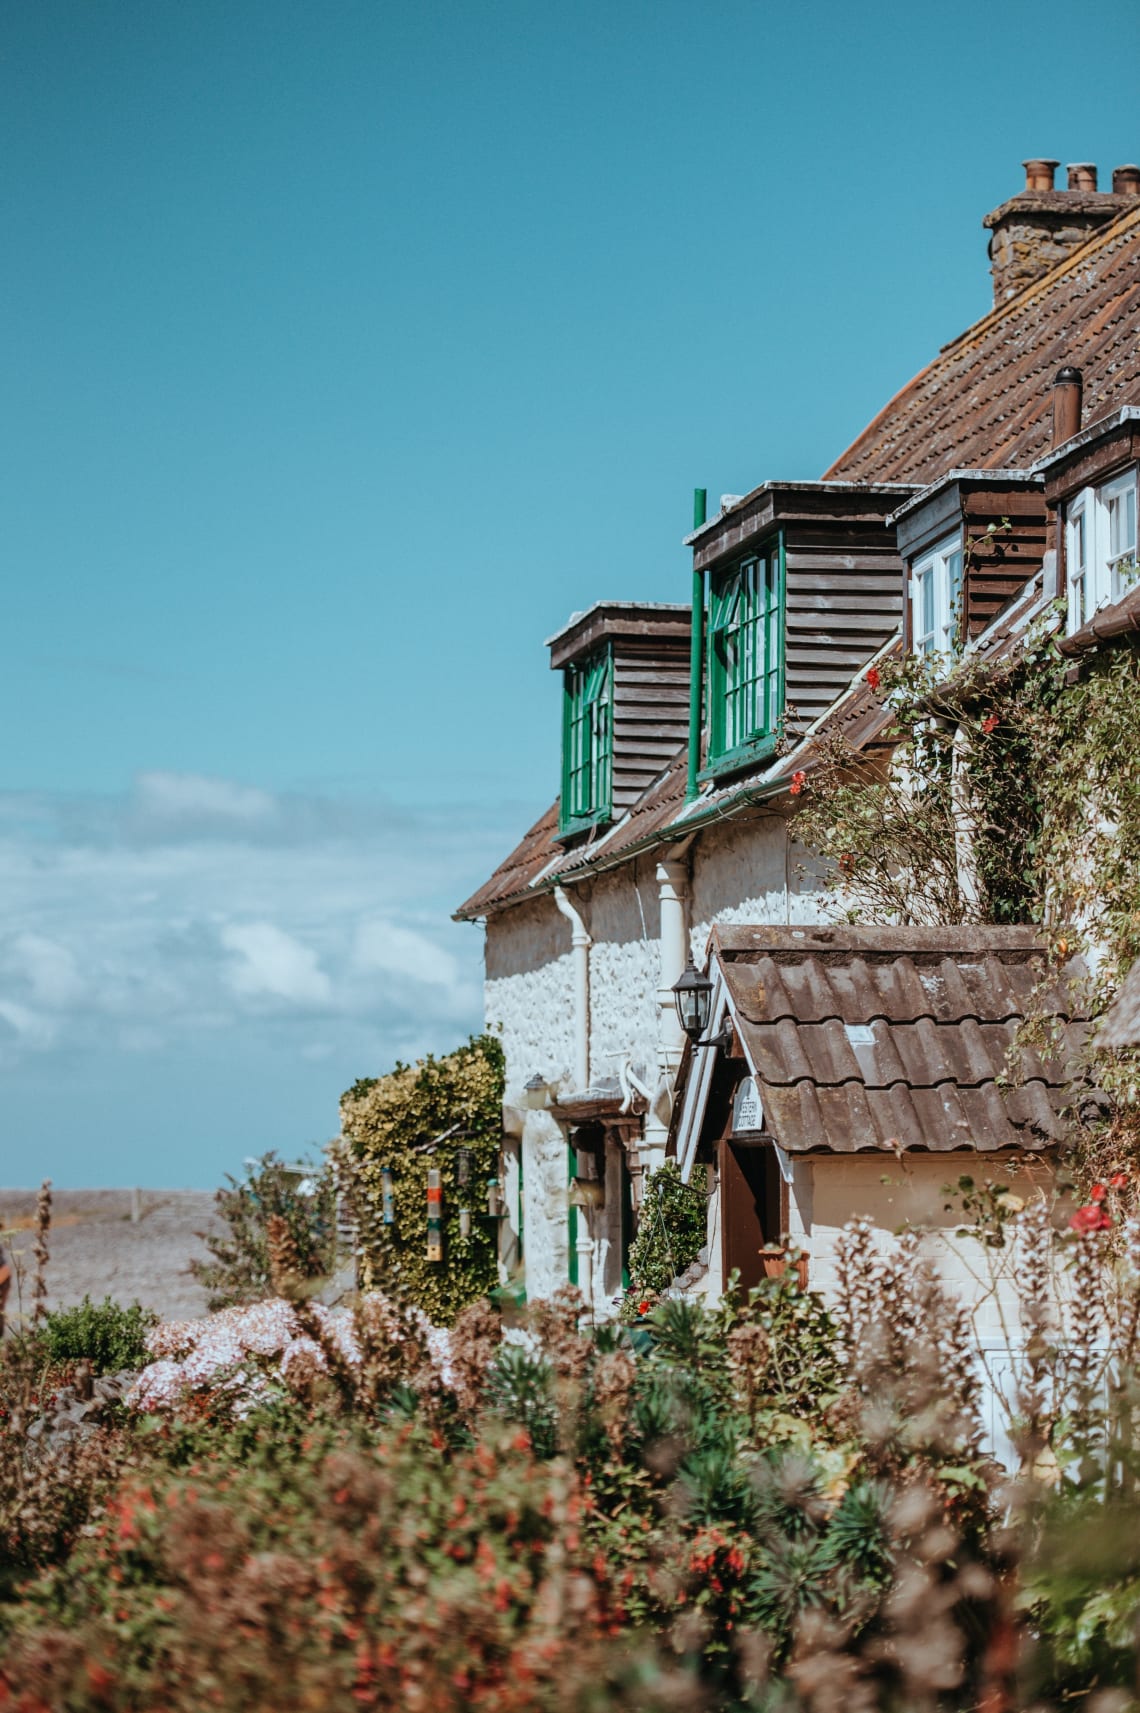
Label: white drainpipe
xmin=554 ymin=885 xmax=591 ymax=1091
xmin=644 ymin=852 xmax=692 ymax=1170
xmin=951 ymin=722 xmax=982 ymax=914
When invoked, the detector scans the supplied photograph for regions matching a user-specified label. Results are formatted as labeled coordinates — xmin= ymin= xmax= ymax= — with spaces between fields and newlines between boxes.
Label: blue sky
xmin=3 ymin=0 xmax=1138 ymax=1186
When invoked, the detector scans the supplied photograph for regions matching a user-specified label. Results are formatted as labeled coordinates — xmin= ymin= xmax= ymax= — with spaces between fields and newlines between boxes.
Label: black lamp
xmin=672 ymin=962 xmax=713 ymax=1041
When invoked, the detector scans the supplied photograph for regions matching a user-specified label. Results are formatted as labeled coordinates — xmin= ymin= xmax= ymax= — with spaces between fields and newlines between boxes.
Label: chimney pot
xmin=1112 ymin=164 xmax=1140 ymax=196
xmin=1067 ymin=162 xmax=1098 ymax=192
xmin=1023 ymin=158 xmax=1059 ymax=192
xmin=1052 ymin=367 xmax=1083 ymax=448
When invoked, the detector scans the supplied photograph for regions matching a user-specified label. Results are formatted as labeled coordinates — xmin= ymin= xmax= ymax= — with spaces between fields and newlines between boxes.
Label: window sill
xmin=698 ymin=731 xmax=780 ymax=784
xmin=558 ymin=809 xmax=613 ymax=842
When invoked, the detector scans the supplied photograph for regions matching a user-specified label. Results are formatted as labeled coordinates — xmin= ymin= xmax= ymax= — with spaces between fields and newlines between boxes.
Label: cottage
xmin=455 ymin=158 xmax=1140 ymax=1317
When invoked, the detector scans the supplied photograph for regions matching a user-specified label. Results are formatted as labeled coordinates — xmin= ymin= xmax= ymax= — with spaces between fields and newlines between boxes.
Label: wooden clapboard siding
xmin=611 ymin=638 xmax=690 ymax=809
xmin=784 ymin=521 xmax=903 ymax=731
xmin=961 ymin=485 xmax=1049 ymax=638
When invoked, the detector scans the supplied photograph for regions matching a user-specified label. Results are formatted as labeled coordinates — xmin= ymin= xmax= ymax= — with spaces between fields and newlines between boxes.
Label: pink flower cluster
xmin=128 ymin=1295 xmax=452 ymax=1413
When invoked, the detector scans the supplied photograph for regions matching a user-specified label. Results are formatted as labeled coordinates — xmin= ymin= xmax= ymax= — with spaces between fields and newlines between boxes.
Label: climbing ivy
xmin=792 ymin=618 xmax=1140 ymax=1174
xmin=336 ymin=1034 xmax=505 ymax=1326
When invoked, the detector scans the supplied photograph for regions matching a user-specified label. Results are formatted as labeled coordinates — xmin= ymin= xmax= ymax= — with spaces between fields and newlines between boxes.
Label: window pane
xmin=710 ymin=547 xmax=781 ymax=757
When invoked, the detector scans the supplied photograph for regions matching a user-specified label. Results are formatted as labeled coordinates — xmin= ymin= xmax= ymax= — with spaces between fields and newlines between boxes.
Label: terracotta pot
xmin=758 ymin=1247 xmax=809 ymax=1290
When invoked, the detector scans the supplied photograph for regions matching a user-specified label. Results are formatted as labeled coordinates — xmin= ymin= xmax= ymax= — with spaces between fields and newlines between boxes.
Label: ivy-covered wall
xmin=793 ymin=623 xmax=1140 ymax=1190
xmin=337 ymin=1034 xmax=505 ymax=1326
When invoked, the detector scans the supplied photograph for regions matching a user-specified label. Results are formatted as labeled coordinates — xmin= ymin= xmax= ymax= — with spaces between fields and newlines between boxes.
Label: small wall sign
xmin=732 ymin=1076 xmax=764 ymax=1135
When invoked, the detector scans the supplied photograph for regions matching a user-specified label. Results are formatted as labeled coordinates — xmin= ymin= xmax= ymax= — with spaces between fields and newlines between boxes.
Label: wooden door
xmin=719 ymin=1140 xmax=783 ymax=1294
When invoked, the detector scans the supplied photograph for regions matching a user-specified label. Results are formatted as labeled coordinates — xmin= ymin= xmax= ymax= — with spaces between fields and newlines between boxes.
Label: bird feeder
xmin=426 ymin=1167 xmax=443 ymax=1262
xmin=381 ymin=1166 xmax=396 ymax=1227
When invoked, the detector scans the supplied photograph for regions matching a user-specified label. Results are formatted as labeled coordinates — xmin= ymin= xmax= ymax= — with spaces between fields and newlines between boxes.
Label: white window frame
xmin=909 ymin=532 xmax=963 ymax=658
xmin=1065 ymin=466 xmax=1139 ymax=633
xmin=1067 ymin=497 xmax=1089 ymax=633
xmin=1104 ymin=470 xmax=1138 ymax=602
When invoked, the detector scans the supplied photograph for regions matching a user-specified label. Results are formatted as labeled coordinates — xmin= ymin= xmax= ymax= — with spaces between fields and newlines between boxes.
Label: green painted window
xmin=705 ymin=534 xmax=785 ymax=771
xmin=560 ymin=648 xmax=613 ymax=833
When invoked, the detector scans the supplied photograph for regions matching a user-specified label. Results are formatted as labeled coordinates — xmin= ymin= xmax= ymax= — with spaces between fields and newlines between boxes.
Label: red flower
xmin=637 ymin=1300 xmax=650 ymax=1316
xmin=1111 ymin=1172 xmax=1129 ymax=1189
xmin=789 ymin=770 xmax=807 ymax=796
xmin=1090 ymin=1182 xmax=1107 ymax=1202
xmin=865 ymin=666 xmax=881 ymax=692
xmin=1070 ymin=1203 xmax=1112 ymax=1234
xmin=982 ymin=712 xmax=999 ymax=734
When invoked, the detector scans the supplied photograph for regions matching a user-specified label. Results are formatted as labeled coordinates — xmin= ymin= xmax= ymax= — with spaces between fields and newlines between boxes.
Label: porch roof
xmin=677 ymin=925 xmax=1089 ymax=1171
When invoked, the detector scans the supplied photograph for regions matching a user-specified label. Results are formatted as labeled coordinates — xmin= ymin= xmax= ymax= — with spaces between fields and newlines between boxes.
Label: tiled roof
xmin=824 ymin=207 xmax=1140 ymax=484
xmin=453 ymin=801 xmax=563 ymax=920
xmin=713 ymin=924 xmax=1089 ymax=1154
xmin=454 ymin=643 xmax=902 ymax=920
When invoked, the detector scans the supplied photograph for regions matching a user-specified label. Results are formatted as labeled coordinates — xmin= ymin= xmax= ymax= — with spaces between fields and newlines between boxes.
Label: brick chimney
xmin=983 ymin=159 xmax=1140 ymax=305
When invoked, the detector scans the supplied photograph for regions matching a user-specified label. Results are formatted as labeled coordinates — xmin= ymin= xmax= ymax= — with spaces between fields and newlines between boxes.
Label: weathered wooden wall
xmin=784 ymin=519 xmax=903 ymax=732
xmin=961 ymin=486 xmax=1049 ymax=639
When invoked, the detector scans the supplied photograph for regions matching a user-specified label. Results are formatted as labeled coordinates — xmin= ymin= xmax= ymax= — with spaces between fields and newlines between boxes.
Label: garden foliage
xmin=622 ymin=1161 xmax=708 ymax=1312
xmin=9 ymin=1181 xmax=1123 ymax=1712
xmin=40 ymin=1296 xmax=157 ymax=1376
xmin=190 ymin=1150 xmax=339 ymax=1311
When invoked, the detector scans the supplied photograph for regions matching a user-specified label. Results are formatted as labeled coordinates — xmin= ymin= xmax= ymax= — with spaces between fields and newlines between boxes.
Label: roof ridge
xmin=821 ymin=202 xmax=1140 ymax=482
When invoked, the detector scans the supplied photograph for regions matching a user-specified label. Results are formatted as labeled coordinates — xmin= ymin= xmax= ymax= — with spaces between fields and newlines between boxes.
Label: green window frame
xmin=560 ymin=648 xmax=613 ymax=834
xmin=703 ymin=532 xmax=785 ymax=775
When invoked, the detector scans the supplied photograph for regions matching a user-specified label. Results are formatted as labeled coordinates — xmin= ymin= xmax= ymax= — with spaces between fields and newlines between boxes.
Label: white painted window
xmin=910 ymin=534 xmax=963 ymax=658
xmin=1065 ymin=466 xmax=1139 ymax=632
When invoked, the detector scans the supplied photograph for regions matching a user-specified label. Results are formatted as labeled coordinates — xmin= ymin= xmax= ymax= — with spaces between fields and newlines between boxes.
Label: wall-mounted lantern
xmin=520 ymin=1073 xmax=552 ymax=1111
xmin=672 ymin=963 xmax=713 ymax=1040
xmin=672 ymin=963 xmax=734 ymax=1052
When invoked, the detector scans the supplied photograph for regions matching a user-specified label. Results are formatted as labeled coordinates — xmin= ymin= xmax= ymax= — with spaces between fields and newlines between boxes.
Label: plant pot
xmin=758 ymin=1247 xmax=808 ymax=1290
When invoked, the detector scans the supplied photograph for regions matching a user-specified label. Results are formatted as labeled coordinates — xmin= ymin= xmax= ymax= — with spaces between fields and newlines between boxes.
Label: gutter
xmin=1057 ymin=594 xmax=1140 ymax=657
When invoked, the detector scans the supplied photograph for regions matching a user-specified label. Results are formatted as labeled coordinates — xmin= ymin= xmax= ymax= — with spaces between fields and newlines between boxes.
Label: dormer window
xmin=560 ymin=648 xmax=613 ymax=834
xmin=1065 ymin=468 xmax=1138 ymax=633
xmin=910 ymin=534 xmax=963 ymax=657
xmin=706 ymin=539 xmax=784 ymax=770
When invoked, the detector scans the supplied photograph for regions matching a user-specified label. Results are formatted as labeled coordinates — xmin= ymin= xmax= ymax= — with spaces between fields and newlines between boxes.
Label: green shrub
xmin=41 ymin=1296 xmax=156 ymax=1374
xmin=338 ymin=1034 xmax=505 ymax=1325
xmin=624 ymin=1161 xmax=707 ymax=1306
xmin=191 ymin=1150 xmax=340 ymax=1311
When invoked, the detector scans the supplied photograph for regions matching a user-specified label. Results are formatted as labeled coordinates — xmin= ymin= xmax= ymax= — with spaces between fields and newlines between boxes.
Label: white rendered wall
xmin=478 ymin=813 xmax=833 ymax=1307
xmin=789 ymin=1151 xmax=1055 ymax=1344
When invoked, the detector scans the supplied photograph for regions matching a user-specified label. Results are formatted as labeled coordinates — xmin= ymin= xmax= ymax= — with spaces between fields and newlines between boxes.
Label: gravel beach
xmin=0 ymin=1189 xmax=225 ymax=1322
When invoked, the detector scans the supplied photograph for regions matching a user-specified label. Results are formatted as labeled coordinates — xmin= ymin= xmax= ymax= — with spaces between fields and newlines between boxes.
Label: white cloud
xmin=0 ymin=773 xmax=532 ymax=1182
xmin=5 ymin=933 xmax=84 ymax=1009
xmin=134 ymin=771 xmax=276 ymax=825
xmin=221 ymin=921 xmax=332 ymax=1006
xmin=354 ymin=919 xmax=460 ymax=991
xmin=0 ymin=997 xmax=56 ymax=1050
